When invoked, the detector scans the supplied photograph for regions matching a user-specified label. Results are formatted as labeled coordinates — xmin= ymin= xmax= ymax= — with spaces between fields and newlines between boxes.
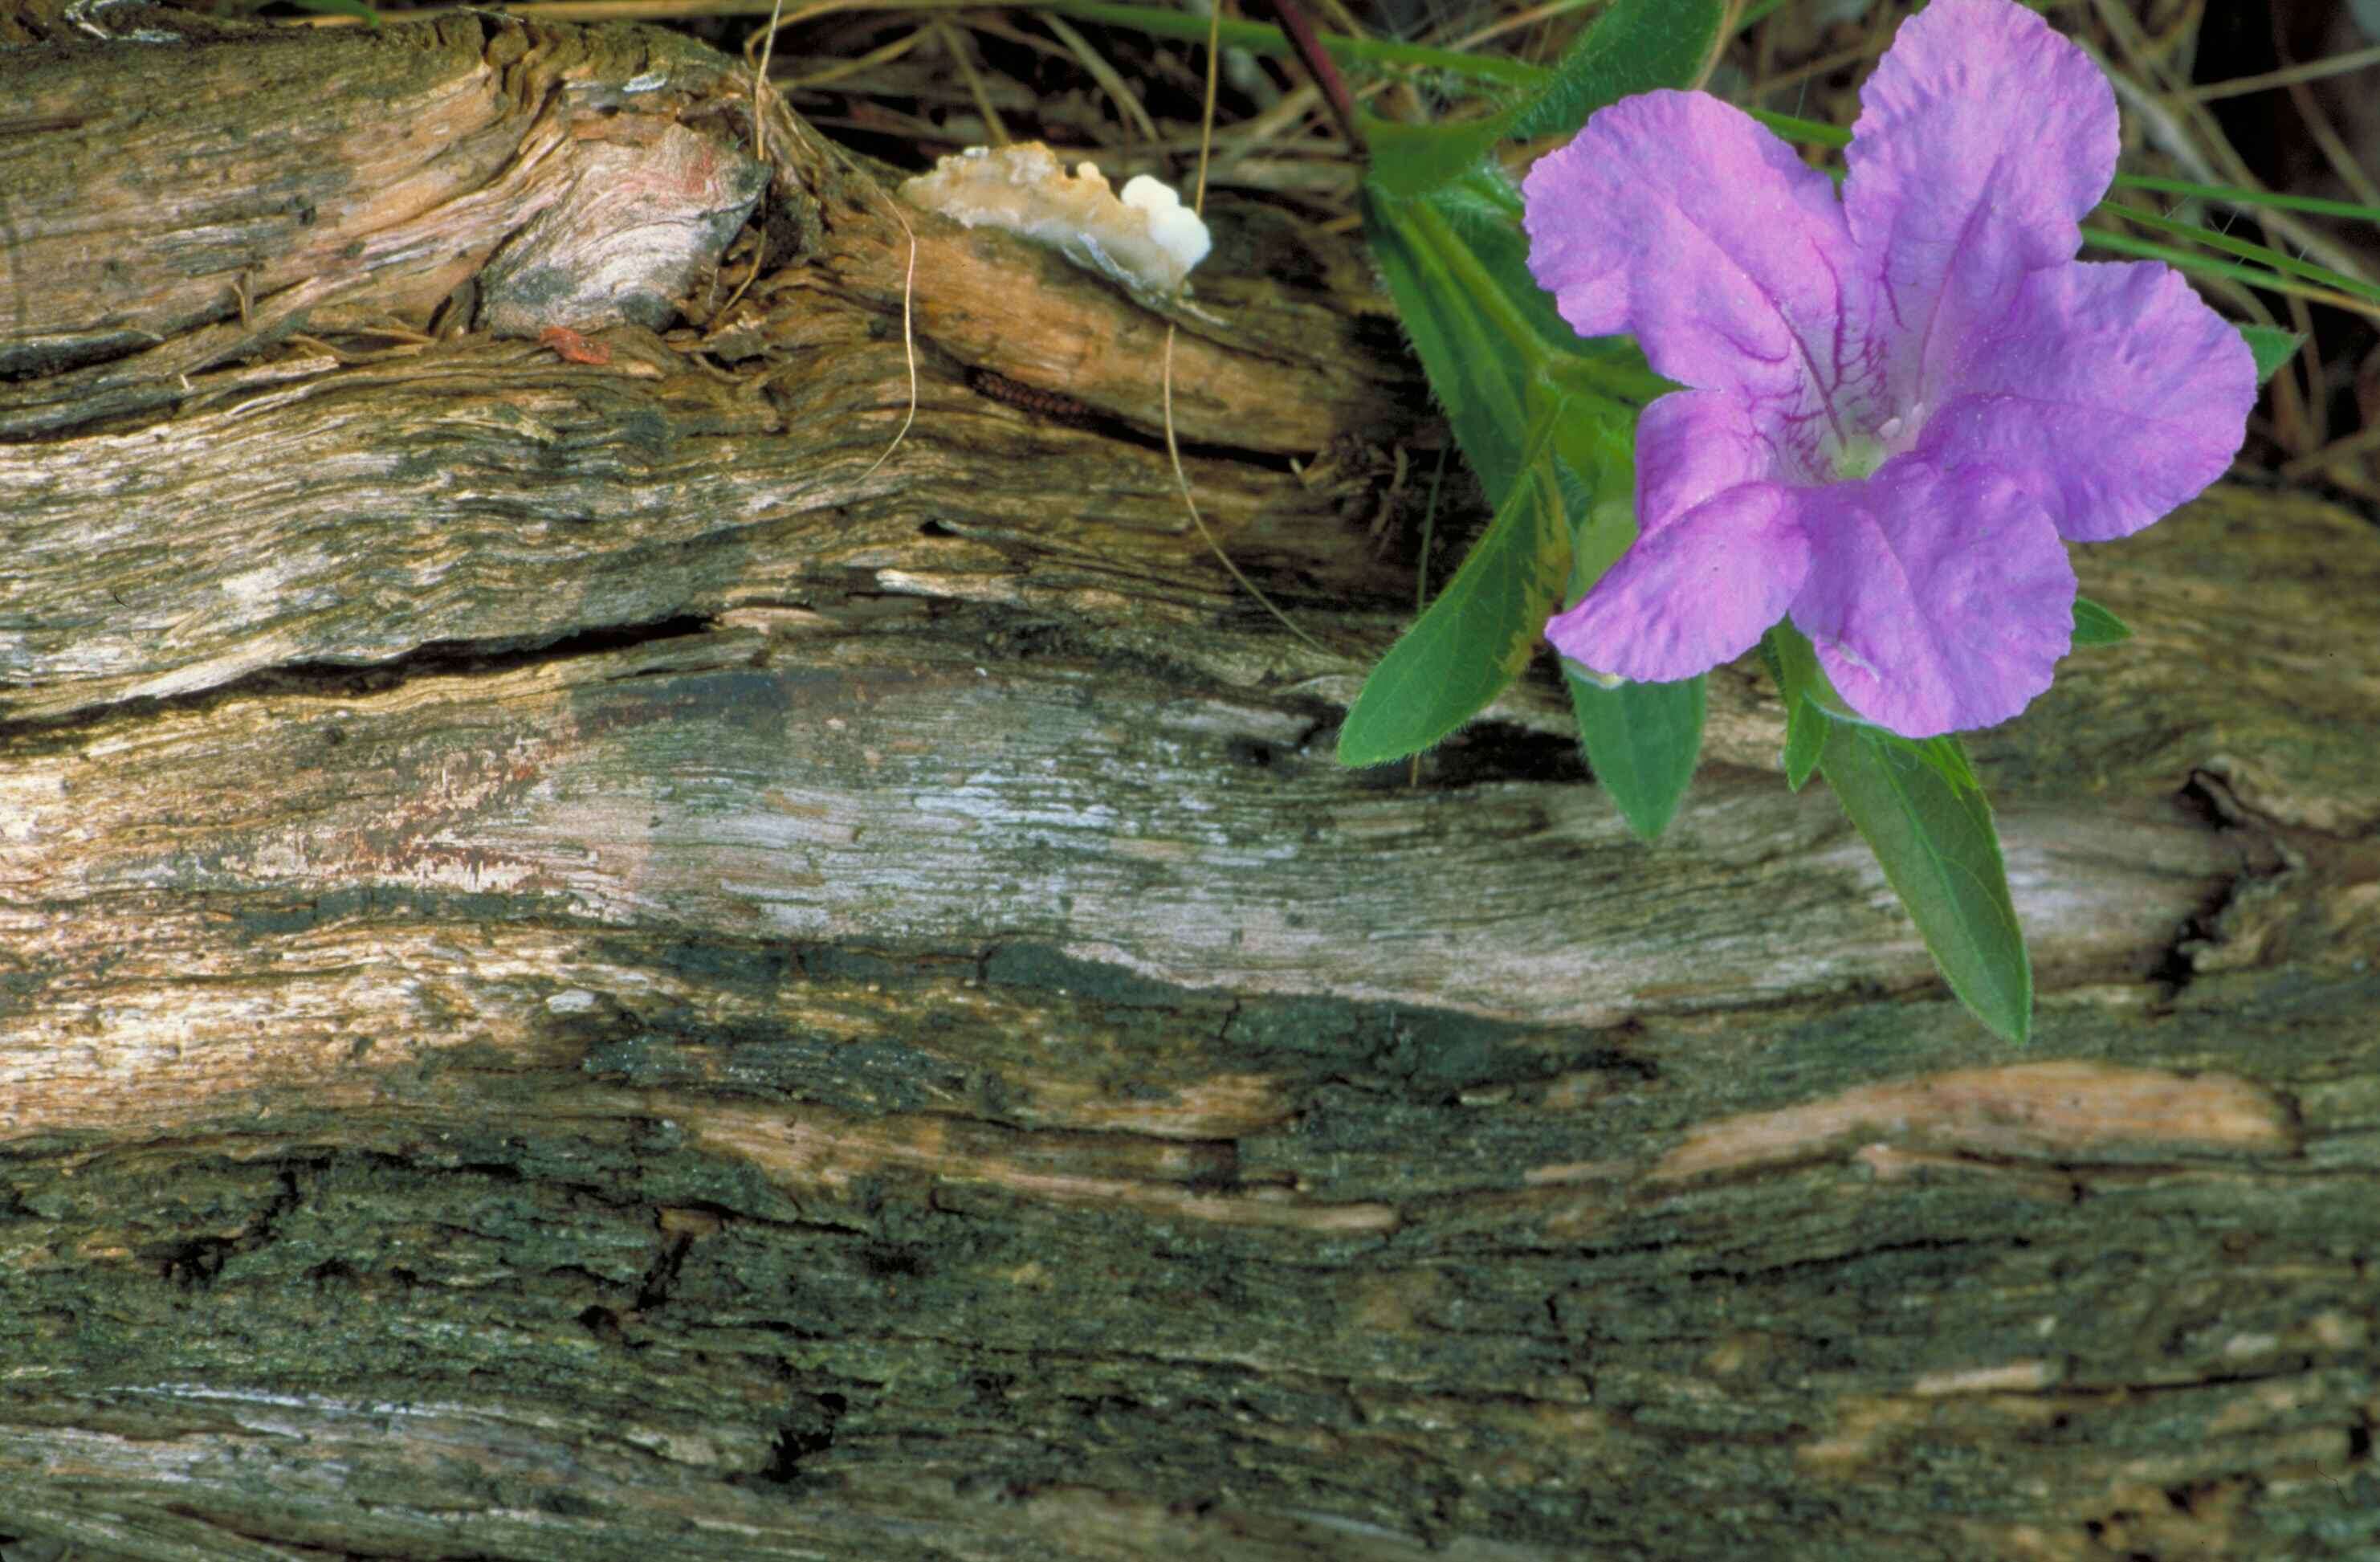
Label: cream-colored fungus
xmin=902 ymin=142 xmax=1211 ymax=297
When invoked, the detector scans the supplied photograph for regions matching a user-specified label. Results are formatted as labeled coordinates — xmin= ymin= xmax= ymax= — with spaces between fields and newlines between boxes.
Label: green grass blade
xmin=2098 ymin=204 xmax=2380 ymax=307
xmin=2116 ymin=173 xmax=2380 ymax=222
xmin=1043 ymin=0 xmax=1544 ymax=85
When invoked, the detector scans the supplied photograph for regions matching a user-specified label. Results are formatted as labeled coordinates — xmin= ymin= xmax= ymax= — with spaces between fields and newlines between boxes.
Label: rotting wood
xmin=2 ymin=6 xmax=2378 ymax=1559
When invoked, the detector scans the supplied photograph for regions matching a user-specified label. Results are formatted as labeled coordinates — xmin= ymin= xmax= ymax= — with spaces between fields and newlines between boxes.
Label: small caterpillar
xmin=967 ymin=367 xmax=1098 ymax=425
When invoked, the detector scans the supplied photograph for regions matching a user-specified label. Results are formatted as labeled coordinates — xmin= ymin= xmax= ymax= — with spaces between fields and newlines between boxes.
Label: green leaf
xmin=2238 ymin=324 xmax=2302 ymax=385
xmin=1553 ymin=412 xmax=1703 ymax=837
xmin=1759 ymin=630 xmax=1827 ymax=792
xmin=1359 ymin=0 xmax=1723 ymax=201
xmin=1342 ymin=182 xmax=1631 ymax=765
xmin=1343 ymin=116 xmax=1678 ymax=772
xmin=1765 ymin=626 xmax=2029 ymax=1042
xmin=1549 ymin=397 xmax=1639 ymax=580
xmin=1364 ymin=180 xmax=1537 ymax=504
xmin=1359 ymin=113 xmax=1502 ymax=202
xmin=1567 ymin=672 xmax=1705 ymax=839
xmin=1351 ymin=0 xmax=1722 ymax=201
xmin=1338 ymin=414 xmax=1575 ymax=766
xmin=2072 ymin=596 xmax=2133 ymax=646
xmin=1767 ymin=626 xmax=1979 ymax=796
xmin=1904 ymin=729 xmax=1983 ymax=795
xmin=1781 ymin=695 xmax=1827 ymax=791
xmin=1502 ymin=0 xmax=1725 ymax=142
xmin=1364 ymin=177 xmax=1663 ymax=493
xmin=1820 ymin=723 xmax=2031 ymax=1043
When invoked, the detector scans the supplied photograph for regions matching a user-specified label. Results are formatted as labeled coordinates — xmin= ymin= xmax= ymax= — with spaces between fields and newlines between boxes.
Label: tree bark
xmin=2 ymin=8 xmax=2377 ymax=1559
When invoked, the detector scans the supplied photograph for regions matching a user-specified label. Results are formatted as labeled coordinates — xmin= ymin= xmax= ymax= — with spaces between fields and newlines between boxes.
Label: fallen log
xmin=2 ymin=6 xmax=2375 ymax=1557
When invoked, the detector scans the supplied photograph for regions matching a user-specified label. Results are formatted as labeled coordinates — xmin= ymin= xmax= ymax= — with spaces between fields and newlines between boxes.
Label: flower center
xmin=1832 ymin=431 xmax=1889 ymax=481
xmin=1823 ymin=407 xmax=1921 ymax=483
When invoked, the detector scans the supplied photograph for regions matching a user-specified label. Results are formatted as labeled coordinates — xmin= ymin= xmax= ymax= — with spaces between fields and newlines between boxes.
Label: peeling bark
xmin=2 ymin=6 xmax=2377 ymax=1560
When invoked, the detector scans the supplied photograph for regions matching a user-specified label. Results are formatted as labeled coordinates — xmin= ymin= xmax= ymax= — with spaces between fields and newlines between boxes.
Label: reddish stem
xmin=1262 ymin=0 xmax=1366 ymax=157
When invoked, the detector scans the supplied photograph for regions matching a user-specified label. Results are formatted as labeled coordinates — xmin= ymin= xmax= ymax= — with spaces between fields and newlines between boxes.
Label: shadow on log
xmin=2 ymin=5 xmax=2378 ymax=1558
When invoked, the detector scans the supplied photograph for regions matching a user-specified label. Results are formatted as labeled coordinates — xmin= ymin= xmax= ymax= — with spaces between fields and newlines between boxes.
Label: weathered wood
xmin=2 ymin=7 xmax=2377 ymax=1559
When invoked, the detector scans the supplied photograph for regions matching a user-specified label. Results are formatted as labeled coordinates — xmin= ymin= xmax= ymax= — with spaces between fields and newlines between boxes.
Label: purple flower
xmin=1522 ymin=0 xmax=2254 ymax=738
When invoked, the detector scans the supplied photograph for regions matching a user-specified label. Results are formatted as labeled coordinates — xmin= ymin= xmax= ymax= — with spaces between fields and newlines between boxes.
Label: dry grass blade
xmin=935 ymin=19 xmax=1012 ymax=144
xmin=1160 ymin=0 xmax=1329 ymax=658
xmin=785 ymin=29 xmax=934 ymax=93
xmin=2180 ymin=43 xmax=2380 ymax=104
xmin=1041 ymin=11 xmax=1162 ymax=144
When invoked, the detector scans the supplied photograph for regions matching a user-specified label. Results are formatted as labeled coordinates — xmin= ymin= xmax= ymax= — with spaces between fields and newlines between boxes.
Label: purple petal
xmin=1522 ymin=91 xmax=1865 ymax=417
xmin=1634 ymin=389 xmax=1787 ymax=537
xmin=1788 ymin=461 xmax=2075 ymax=737
xmin=1916 ymin=261 xmax=2256 ymax=541
xmin=1547 ymin=483 xmax=1809 ymax=684
xmin=1845 ymin=0 xmax=2118 ymax=410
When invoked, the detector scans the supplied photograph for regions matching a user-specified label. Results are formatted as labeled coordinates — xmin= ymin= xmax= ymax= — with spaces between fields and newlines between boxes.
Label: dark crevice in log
xmin=1378 ymin=715 xmax=1594 ymax=793
xmin=755 ymin=1390 xmax=850 ymax=1487
xmin=2174 ymin=769 xmax=2255 ymax=831
xmin=2138 ymin=769 xmax=2310 ymax=1001
xmin=2143 ymin=881 xmax=2242 ymax=1001
xmin=0 ymin=613 xmax=720 ymax=749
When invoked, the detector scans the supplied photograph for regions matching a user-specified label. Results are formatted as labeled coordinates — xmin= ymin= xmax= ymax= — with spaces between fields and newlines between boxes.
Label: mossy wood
xmin=2 ymin=6 xmax=2377 ymax=1557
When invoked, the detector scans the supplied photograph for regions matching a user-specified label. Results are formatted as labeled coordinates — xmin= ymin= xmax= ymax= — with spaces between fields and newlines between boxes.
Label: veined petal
xmin=1635 ymin=389 xmax=1785 ymax=537
xmin=1845 ymin=0 xmax=2117 ymax=410
xmin=1789 ymin=461 xmax=2075 ymax=738
xmin=1915 ymin=261 xmax=2256 ymax=540
xmin=1522 ymin=92 xmax=1867 ymax=420
xmin=1547 ymin=483 xmax=1809 ymax=685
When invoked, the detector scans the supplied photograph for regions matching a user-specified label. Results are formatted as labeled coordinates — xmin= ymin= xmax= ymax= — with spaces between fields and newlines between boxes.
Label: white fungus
xmin=902 ymin=142 xmax=1212 ymax=298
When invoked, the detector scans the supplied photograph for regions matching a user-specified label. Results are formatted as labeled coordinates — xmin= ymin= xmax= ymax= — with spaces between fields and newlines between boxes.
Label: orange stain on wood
xmin=1657 ymin=1061 xmax=2295 ymax=1181
xmin=679 ymin=1097 xmax=1397 ymax=1234
xmin=540 ymin=325 xmax=611 ymax=365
